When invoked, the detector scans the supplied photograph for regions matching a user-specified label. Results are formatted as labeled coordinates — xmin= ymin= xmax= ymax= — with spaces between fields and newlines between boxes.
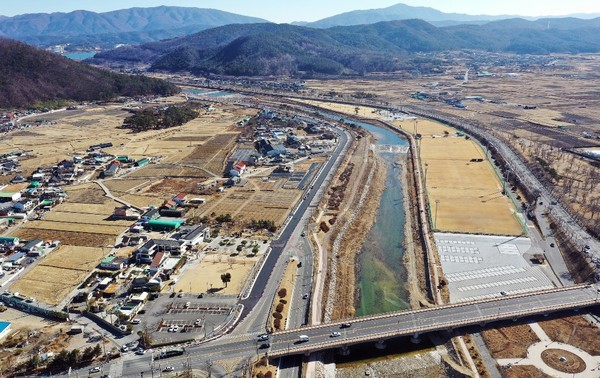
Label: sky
xmin=2 ymin=0 xmax=600 ymax=22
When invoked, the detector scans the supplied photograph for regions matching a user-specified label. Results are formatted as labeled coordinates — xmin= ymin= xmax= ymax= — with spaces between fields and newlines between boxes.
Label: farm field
xmin=305 ymin=55 xmax=600 ymax=237
xmin=10 ymin=246 xmax=108 ymax=305
xmin=292 ymin=99 xmax=381 ymax=119
xmin=394 ymin=119 xmax=523 ymax=236
xmin=196 ymin=178 xmax=303 ymax=226
xmin=183 ymin=133 xmax=240 ymax=175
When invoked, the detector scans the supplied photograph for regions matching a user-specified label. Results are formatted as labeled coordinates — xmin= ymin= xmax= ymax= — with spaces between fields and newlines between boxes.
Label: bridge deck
xmin=268 ymin=284 xmax=600 ymax=357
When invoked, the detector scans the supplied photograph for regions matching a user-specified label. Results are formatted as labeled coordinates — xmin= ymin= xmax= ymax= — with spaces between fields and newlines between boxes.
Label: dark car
xmin=340 ymin=323 xmax=352 ymax=328
xmin=259 ymin=343 xmax=270 ymax=349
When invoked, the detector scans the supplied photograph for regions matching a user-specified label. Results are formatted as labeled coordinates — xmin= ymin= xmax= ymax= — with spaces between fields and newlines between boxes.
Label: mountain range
xmin=0 ymin=6 xmax=266 ymax=47
xmin=293 ymin=3 xmax=516 ymax=28
xmin=0 ymin=38 xmax=178 ymax=108
xmin=2 ymin=3 xmax=600 ymax=48
xmin=89 ymin=17 xmax=600 ymax=77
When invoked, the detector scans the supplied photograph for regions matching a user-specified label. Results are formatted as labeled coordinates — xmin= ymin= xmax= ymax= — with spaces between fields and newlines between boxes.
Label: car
xmin=301 ymin=232 xmax=306 ymax=237
xmin=100 ymin=375 xmax=112 ymax=378
xmin=135 ymin=348 xmax=145 ymax=355
xmin=259 ymin=343 xmax=270 ymax=349
xmin=550 ymin=243 xmax=555 ymax=247
xmin=177 ymin=292 xmax=183 ymax=298
xmin=169 ymin=292 xmax=176 ymax=298
xmin=302 ymin=293 xmax=309 ymax=299
xmin=163 ymin=366 xmax=175 ymax=372
xmin=197 ymin=293 xmax=204 ymax=298
xmin=194 ymin=319 xmax=202 ymax=326
xmin=500 ymin=291 xmax=508 ymax=296
xmin=340 ymin=323 xmax=352 ymax=328
xmin=130 ymin=318 xmax=141 ymax=325
xmin=257 ymin=334 xmax=269 ymax=341
xmin=184 ymin=302 xmax=191 ymax=308
xmin=89 ymin=367 xmax=101 ymax=373
xmin=120 ymin=345 xmax=128 ymax=352
xmin=330 ymin=332 xmax=341 ymax=337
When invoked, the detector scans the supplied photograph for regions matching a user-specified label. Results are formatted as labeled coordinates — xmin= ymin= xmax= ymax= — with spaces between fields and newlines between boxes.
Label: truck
xmin=298 ymin=335 xmax=309 ymax=342
xmin=157 ymin=348 xmax=185 ymax=359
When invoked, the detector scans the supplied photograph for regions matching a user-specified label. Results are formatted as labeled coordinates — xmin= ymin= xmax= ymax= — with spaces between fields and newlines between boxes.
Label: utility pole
xmin=434 ymin=200 xmax=440 ymax=230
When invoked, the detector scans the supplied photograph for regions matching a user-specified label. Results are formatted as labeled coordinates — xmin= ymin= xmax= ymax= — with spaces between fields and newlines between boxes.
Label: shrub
xmin=265 ymin=372 xmax=273 ymax=378
xmin=274 ymin=318 xmax=281 ymax=329
xmin=275 ymin=303 xmax=284 ymax=313
xmin=278 ymin=288 xmax=287 ymax=298
xmin=272 ymin=312 xmax=283 ymax=320
xmin=279 ymin=299 xmax=287 ymax=304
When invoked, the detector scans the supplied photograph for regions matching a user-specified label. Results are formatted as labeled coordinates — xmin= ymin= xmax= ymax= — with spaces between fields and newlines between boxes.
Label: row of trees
xmin=46 ymin=344 xmax=103 ymax=370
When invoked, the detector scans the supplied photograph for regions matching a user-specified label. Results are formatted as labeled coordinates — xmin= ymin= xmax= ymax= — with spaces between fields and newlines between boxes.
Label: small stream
xmin=321 ymin=114 xmax=411 ymax=315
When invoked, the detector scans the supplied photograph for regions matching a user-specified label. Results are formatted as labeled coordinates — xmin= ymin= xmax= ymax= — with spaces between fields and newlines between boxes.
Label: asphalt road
xmin=268 ymin=284 xmax=600 ymax=357
xmin=238 ymin=128 xmax=349 ymax=320
xmin=55 ymin=285 xmax=599 ymax=377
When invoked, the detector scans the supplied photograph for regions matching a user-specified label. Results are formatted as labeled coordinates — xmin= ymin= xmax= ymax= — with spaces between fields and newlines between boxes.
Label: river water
xmin=321 ymin=114 xmax=411 ymax=316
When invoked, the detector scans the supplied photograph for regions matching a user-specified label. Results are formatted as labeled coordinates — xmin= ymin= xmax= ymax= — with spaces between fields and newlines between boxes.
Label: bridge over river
xmin=268 ymin=284 xmax=599 ymax=357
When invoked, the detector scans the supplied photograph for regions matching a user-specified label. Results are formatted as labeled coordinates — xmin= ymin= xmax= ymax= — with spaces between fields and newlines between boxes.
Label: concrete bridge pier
xmin=374 ymin=340 xmax=387 ymax=350
xmin=411 ymin=333 xmax=421 ymax=344
xmin=338 ymin=346 xmax=351 ymax=356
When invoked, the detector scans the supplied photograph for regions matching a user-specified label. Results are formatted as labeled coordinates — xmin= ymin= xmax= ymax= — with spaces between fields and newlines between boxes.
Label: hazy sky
xmin=2 ymin=0 xmax=600 ymax=22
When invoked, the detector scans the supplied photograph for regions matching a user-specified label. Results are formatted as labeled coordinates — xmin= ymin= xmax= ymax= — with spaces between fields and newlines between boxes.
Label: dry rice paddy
xmin=10 ymin=246 xmax=108 ymax=305
xmin=394 ymin=119 xmax=523 ymax=236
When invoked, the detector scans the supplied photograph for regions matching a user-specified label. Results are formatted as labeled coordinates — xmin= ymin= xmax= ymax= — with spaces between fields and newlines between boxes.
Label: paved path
xmin=497 ymin=322 xmax=600 ymax=378
xmin=94 ymin=180 xmax=144 ymax=212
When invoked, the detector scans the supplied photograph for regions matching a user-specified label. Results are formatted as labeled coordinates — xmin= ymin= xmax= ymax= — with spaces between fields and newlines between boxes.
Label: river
xmin=321 ymin=114 xmax=411 ymax=316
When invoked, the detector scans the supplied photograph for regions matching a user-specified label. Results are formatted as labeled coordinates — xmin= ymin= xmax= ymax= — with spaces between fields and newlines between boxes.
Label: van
xmin=298 ymin=335 xmax=309 ymax=342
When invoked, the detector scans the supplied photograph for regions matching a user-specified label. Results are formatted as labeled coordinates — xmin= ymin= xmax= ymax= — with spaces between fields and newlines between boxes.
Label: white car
xmin=330 ymin=332 xmax=341 ymax=338
xmin=163 ymin=366 xmax=175 ymax=372
xmin=89 ymin=366 xmax=101 ymax=373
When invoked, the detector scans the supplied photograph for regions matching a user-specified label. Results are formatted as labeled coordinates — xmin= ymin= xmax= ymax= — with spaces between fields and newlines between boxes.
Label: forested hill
xmin=90 ymin=18 xmax=600 ymax=77
xmin=0 ymin=6 xmax=267 ymax=47
xmin=0 ymin=38 xmax=179 ymax=108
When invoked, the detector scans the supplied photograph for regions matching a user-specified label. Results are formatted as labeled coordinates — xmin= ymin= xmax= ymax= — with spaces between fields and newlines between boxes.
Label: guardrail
xmin=269 ymin=295 xmax=599 ymax=357
xmin=273 ymin=284 xmax=594 ymax=336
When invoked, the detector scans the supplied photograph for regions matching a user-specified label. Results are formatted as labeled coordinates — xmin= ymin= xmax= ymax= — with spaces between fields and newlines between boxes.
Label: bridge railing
xmin=272 ymin=284 xmax=594 ymax=337
xmin=269 ymin=296 xmax=599 ymax=357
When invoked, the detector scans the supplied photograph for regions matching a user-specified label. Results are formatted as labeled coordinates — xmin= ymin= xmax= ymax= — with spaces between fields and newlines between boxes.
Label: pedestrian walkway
xmin=497 ymin=322 xmax=600 ymax=378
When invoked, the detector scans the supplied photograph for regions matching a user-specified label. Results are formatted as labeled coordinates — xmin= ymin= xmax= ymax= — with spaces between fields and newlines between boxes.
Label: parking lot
xmin=435 ymin=233 xmax=555 ymax=302
xmin=133 ymin=293 xmax=237 ymax=343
